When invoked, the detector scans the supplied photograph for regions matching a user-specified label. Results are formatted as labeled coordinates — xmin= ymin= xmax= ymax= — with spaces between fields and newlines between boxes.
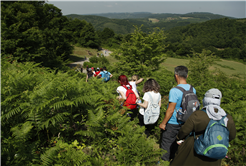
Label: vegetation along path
xmin=67 ymin=48 xmax=112 ymax=73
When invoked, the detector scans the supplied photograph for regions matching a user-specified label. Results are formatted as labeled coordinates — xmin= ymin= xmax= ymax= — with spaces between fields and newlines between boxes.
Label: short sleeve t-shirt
xmin=168 ymin=84 xmax=196 ymax=125
xmin=116 ymin=85 xmax=130 ymax=98
xmin=129 ymin=81 xmax=137 ymax=92
xmin=99 ymin=71 xmax=111 ymax=78
xmin=94 ymin=71 xmax=101 ymax=77
xmin=139 ymin=91 xmax=161 ymax=115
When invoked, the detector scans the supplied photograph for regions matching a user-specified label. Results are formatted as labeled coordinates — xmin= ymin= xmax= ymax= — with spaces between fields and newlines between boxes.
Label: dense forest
xmin=164 ymin=18 xmax=246 ymax=61
xmin=1 ymin=1 xmax=246 ymax=166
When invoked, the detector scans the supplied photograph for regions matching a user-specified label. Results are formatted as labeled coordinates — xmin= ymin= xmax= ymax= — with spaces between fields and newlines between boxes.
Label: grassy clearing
xmin=68 ymin=46 xmax=105 ymax=63
xmin=212 ymin=59 xmax=246 ymax=77
xmin=105 ymin=55 xmax=119 ymax=64
xmin=162 ymin=57 xmax=245 ymax=78
xmin=69 ymin=47 xmax=245 ymax=78
xmin=161 ymin=57 xmax=190 ymax=72
xmin=148 ymin=18 xmax=159 ymax=23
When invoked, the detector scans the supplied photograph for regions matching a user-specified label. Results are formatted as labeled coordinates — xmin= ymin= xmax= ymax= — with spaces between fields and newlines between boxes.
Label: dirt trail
xmin=67 ymin=49 xmax=112 ymax=73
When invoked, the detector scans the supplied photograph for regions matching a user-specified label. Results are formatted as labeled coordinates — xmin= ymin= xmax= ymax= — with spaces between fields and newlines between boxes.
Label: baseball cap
xmin=91 ymin=67 xmax=94 ymax=70
xmin=204 ymin=88 xmax=222 ymax=100
xmin=97 ymin=67 xmax=100 ymax=70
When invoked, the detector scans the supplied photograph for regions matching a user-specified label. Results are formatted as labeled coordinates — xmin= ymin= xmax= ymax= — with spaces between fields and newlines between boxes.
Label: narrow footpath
xmin=67 ymin=49 xmax=112 ymax=73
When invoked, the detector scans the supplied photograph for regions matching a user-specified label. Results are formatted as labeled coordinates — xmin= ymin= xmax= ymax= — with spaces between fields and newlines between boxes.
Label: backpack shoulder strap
xmin=189 ymin=85 xmax=194 ymax=92
xmin=219 ymin=114 xmax=228 ymax=126
xmin=122 ymin=85 xmax=132 ymax=90
xmin=122 ymin=85 xmax=127 ymax=90
xmin=175 ymin=86 xmax=185 ymax=93
xmin=175 ymin=85 xmax=194 ymax=93
xmin=157 ymin=93 xmax=161 ymax=104
xmin=147 ymin=92 xmax=153 ymax=104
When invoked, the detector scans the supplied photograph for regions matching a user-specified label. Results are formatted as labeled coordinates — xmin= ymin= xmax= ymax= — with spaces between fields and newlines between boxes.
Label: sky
xmin=47 ymin=0 xmax=246 ymax=18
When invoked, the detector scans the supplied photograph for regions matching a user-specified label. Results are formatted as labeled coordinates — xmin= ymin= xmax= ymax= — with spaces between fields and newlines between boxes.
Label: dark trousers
xmin=160 ymin=123 xmax=181 ymax=161
xmin=138 ymin=114 xmax=155 ymax=138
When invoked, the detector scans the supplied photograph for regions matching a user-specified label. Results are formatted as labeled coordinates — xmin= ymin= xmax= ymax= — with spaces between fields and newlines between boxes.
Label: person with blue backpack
xmin=170 ymin=88 xmax=236 ymax=166
xmin=98 ymin=66 xmax=113 ymax=82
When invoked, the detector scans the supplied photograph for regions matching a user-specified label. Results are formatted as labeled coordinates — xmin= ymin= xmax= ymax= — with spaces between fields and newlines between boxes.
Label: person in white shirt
xmin=136 ymin=79 xmax=161 ymax=137
xmin=116 ymin=75 xmax=140 ymax=120
xmin=129 ymin=75 xmax=144 ymax=95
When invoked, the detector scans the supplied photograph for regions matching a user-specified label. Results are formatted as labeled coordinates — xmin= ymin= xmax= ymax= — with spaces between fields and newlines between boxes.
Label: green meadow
xmin=69 ymin=47 xmax=245 ymax=78
xmin=162 ymin=57 xmax=245 ymax=78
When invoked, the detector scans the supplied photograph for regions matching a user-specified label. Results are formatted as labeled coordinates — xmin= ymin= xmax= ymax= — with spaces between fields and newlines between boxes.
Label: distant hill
xmin=163 ymin=18 xmax=246 ymax=61
xmin=65 ymin=12 xmax=235 ymax=34
xmin=87 ymin=12 xmax=233 ymax=20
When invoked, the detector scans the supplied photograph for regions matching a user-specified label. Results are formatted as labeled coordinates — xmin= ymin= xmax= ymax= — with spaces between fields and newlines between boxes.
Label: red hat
xmin=91 ymin=67 xmax=94 ymax=70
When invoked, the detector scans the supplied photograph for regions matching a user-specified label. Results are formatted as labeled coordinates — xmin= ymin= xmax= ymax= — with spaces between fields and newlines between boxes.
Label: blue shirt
xmin=99 ymin=71 xmax=111 ymax=78
xmin=168 ymin=84 xmax=196 ymax=125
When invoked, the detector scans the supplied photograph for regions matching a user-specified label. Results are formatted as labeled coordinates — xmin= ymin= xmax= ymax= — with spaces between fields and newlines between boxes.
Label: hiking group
xmin=115 ymin=65 xmax=236 ymax=166
xmin=86 ymin=66 xmax=113 ymax=82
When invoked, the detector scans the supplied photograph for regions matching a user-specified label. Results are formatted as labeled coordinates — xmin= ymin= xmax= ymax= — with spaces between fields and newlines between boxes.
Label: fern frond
xmin=52 ymin=100 xmax=74 ymax=111
xmin=11 ymin=121 xmax=34 ymax=139
xmin=41 ymin=112 xmax=68 ymax=129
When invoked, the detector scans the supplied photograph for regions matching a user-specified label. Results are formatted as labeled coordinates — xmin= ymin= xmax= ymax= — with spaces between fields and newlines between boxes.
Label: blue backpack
xmin=102 ymin=71 xmax=110 ymax=82
xmin=144 ymin=92 xmax=161 ymax=125
xmin=194 ymin=112 xmax=229 ymax=159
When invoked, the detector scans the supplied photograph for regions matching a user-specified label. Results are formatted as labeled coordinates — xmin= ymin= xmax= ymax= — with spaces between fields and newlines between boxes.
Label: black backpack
xmin=175 ymin=85 xmax=200 ymax=122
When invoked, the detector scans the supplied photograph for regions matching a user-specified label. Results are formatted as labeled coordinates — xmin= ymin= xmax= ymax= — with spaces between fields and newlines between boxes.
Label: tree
xmin=111 ymin=26 xmax=167 ymax=77
xmin=79 ymin=22 xmax=100 ymax=48
xmin=1 ymin=1 xmax=73 ymax=69
xmin=66 ymin=18 xmax=87 ymax=44
xmin=101 ymin=27 xmax=115 ymax=40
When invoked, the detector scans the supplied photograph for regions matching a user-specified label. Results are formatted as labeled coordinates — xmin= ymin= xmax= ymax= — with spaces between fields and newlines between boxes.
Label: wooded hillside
xmin=164 ymin=18 xmax=246 ymax=62
xmin=66 ymin=12 xmax=232 ymax=34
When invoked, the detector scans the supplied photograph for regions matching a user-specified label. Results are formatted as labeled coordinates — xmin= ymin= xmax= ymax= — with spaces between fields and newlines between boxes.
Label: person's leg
xmin=138 ymin=114 xmax=145 ymax=126
xmin=160 ymin=123 xmax=180 ymax=161
xmin=138 ymin=114 xmax=151 ymax=137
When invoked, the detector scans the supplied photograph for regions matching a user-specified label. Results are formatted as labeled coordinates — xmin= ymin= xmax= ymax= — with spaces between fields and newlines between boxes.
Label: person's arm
xmin=118 ymin=90 xmax=126 ymax=100
xmin=137 ymin=100 xmax=148 ymax=109
xmin=135 ymin=78 xmax=144 ymax=85
xmin=86 ymin=75 xmax=88 ymax=82
xmin=134 ymin=90 xmax=139 ymax=99
xmin=227 ymin=114 xmax=236 ymax=141
xmin=110 ymin=74 xmax=113 ymax=78
xmin=97 ymin=72 xmax=102 ymax=77
xmin=159 ymin=100 xmax=161 ymax=108
xmin=159 ymin=102 xmax=176 ymax=130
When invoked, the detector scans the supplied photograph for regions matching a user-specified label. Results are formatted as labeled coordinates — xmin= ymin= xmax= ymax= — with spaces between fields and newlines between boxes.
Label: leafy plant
xmin=111 ymin=26 xmax=167 ymax=77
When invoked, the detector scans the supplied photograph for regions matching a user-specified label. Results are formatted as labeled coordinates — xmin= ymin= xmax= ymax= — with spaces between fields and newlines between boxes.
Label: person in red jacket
xmin=94 ymin=67 xmax=101 ymax=77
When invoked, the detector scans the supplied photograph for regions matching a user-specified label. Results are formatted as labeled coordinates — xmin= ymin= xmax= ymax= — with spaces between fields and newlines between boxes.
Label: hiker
xmin=91 ymin=67 xmax=95 ymax=75
xmin=130 ymin=75 xmax=144 ymax=95
xmin=159 ymin=66 xmax=197 ymax=161
xmin=170 ymin=88 xmax=236 ymax=166
xmin=86 ymin=68 xmax=94 ymax=82
xmin=136 ymin=79 xmax=161 ymax=137
xmin=117 ymin=75 xmax=139 ymax=120
xmin=86 ymin=65 xmax=89 ymax=72
xmin=94 ymin=67 xmax=101 ymax=77
xmin=98 ymin=66 xmax=113 ymax=82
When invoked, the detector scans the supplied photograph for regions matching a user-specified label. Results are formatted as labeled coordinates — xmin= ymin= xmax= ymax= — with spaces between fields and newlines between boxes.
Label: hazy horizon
xmin=47 ymin=1 xmax=245 ymax=19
